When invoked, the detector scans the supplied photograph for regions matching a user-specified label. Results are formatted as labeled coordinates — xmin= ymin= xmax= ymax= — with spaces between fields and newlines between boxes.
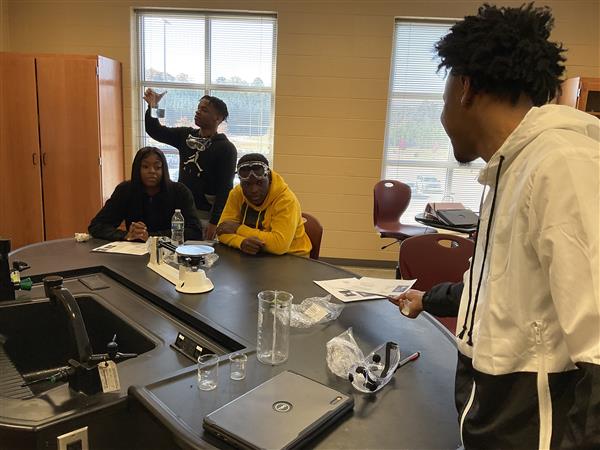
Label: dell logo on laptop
xmin=272 ymin=401 xmax=293 ymax=413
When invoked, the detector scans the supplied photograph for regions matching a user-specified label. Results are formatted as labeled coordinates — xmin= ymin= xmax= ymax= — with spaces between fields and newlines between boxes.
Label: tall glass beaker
xmin=256 ymin=290 xmax=292 ymax=365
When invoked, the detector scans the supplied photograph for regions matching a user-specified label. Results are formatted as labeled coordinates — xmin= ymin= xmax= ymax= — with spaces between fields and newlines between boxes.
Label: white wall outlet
xmin=57 ymin=426 xmax=89 ymax=450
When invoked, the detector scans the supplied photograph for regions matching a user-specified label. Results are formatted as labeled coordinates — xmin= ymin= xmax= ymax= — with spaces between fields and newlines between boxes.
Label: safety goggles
xmin=237 ymin=161 xmax=270 ymax=181
xmin=348 ymin=342 xmax=401 ymax=393
xmin=186 ymin=134 xmax=212 ymax=152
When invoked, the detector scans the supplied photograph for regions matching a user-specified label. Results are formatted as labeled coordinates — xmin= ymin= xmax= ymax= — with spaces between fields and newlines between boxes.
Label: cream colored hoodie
xmin=455 ymin=105 xmax=599 ymax=449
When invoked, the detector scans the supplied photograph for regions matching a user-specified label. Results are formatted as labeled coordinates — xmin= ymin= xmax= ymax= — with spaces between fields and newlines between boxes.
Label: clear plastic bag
xmin=201 ymin=252 xmax=219 ymax=269
xmin=326 ymin=327 xmax=365 ymax=378
xmin=290 ymin=295 xmax=344 ymax=328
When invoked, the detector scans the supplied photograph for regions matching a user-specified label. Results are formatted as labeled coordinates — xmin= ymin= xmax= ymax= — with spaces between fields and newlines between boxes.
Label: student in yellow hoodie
xmin=216 ymin=154 xmax=312 ymax=256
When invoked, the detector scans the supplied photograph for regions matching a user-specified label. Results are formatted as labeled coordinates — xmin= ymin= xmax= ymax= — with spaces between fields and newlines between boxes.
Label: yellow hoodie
xmin=217 ymin=170 xmax=312 ymax=256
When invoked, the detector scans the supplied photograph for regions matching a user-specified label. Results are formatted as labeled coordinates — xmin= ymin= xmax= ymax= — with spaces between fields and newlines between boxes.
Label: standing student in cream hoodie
xmin=390 ymin=4 xmax=599 ymax=449
xmin=216 ymin=153 xmax=312 ymax=256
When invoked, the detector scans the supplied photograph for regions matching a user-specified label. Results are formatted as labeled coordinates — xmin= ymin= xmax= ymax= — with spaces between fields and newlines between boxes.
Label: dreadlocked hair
xmin=436 ymin=3 xmax=566 ymax=106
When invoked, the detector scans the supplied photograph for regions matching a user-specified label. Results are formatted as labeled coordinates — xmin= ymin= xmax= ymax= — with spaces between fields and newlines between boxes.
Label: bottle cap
xmin=20 ymin=277 xmax=33 ymax=291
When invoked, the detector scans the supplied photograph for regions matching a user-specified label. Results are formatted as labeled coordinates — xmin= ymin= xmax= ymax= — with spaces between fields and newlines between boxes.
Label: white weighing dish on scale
xmin=146 ymin=237 xmax=214 ymax=294
xmin=175 ymin=245 xmax=214 ymax=294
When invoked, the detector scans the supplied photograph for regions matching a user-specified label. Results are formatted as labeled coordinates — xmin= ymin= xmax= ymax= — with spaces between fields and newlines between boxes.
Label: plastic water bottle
xmin=171 ymin=209 xmax=185 ymax=247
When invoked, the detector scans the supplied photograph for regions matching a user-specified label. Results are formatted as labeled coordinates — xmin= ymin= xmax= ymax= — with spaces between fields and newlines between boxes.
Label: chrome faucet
xmin=43 ymin=276 xmax=93 ymax=364
xmin=20 ymin=276 xmax=138 ymax=395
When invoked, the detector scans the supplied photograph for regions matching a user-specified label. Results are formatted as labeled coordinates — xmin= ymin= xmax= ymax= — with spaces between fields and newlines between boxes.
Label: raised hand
xmin=143 ymin=88 xmax=167 ymax=108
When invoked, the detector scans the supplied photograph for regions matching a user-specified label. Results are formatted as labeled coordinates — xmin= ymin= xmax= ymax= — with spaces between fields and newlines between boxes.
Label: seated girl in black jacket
xmin=89 ymin=147 xmax=203 ymax=242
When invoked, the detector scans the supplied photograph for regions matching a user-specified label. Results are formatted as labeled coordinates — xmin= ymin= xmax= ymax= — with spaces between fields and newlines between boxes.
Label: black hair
xmin=435 ymin=3 xmax=566 ymax=106
xmin=201 ymin=95 xmax=229 ymax=121
xmin=237 ymin=153 xmax=270 ymax=168
xmin=130 ymin=147 xmax=171 ymax=193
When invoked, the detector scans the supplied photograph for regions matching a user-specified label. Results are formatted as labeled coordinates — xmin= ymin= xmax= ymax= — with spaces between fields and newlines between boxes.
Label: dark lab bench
xmin=5 ymin=239 xmax=460 ymax=449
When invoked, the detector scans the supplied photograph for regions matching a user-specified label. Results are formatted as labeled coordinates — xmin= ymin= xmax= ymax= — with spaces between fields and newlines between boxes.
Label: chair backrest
xmin=301 ymin=212 xmax=323 ymax=260
xmin=399 ymin=233 xmax=474 ymax=291
xmin=373 ymin=180 xmax=412 ymax=226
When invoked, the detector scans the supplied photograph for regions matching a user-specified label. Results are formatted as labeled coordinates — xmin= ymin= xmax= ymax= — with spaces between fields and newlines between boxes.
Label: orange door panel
xmin=36 ymin=56 xmax=101 ymax=240
xmin=0 ymin=53 xmax=44 ymax=249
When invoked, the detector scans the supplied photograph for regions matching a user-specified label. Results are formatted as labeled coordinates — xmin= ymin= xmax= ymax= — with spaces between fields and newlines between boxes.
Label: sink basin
xmin=0 ymin=294 xmax=155 ymax=396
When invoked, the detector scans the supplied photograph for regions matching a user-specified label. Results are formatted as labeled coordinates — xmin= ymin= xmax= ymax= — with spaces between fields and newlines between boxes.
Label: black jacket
xmin=88 ymin=181 xmax=203 ymax=241
xmin=145 ymin=108 xmax=237 ymax=225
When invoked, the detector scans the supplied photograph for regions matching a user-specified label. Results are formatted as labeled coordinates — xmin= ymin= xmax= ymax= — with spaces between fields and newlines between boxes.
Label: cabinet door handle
xmin=42 ymin=152 xmax=47 ymax=166
xmin=32 ymin=153 xmax=38 ymax=166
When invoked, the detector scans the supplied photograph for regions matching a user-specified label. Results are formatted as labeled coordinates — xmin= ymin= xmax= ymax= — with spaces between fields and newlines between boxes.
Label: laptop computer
xmin=436 ymin=209 xmax=479 ymax=227
xmin=203 ymin=371 xmax=354 ymax=450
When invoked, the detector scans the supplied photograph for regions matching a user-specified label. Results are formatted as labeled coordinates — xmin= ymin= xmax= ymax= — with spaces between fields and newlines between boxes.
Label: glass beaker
xmin=256 ymin=290 xmax=292 ymax=365
xmin=197 ymin=354 xmax=219 ymax=391
xmin=229 ymin=352 xmax=248 ymax=380
xmin=151 ymin=107 xmax=165 ymax=118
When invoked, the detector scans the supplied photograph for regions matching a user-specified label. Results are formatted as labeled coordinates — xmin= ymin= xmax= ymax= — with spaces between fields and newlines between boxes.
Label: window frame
xmin=134 ymin=10 xmax=278 ymax=177
xmin=382 ymin=18 xmax=485 ymax=219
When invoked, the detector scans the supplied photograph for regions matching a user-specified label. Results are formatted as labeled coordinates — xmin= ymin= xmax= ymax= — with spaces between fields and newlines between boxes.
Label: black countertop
xmin=9 ymin=239 xmax=461 ymax=449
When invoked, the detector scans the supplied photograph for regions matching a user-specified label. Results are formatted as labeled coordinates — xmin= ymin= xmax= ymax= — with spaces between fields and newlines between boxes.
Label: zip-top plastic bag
xmin=326 ymin=327 xmax=365 ymax=378
xmin=290 ymin=294 xmax=344 ymax=328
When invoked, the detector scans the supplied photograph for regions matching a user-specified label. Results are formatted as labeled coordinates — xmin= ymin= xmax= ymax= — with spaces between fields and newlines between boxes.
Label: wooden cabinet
xmin=0 ymin=53 xmax=124 ymax=249
xmin=557 ymin=77 xmax=600 ymax=118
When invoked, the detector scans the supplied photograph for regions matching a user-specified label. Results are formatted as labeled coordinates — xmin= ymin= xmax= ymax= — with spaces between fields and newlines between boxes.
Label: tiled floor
xmin=338 ymin=266 xmax=397 ymax=279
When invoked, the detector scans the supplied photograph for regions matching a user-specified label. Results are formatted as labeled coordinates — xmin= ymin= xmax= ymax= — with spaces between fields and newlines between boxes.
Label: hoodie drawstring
xmin=458 ymin=194 xmax=484 ymax=340
xmin=242 ymin=203 xmax=249 ymax=226
xmin=458 ymin=155 xmax=505 ymax=346
xmin=255 ymin=209 xmax=262 ymax=229
xmin=241 ymin=202 xmax=264 ymax=230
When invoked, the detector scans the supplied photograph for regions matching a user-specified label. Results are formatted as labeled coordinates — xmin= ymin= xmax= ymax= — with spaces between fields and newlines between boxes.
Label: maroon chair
xmin=399 ymin=233 xmax=475 ymax=333
xmin=301 ymin=212 xmax=323 ymax=260
xmin=373 ymin=180 xmax=436 ymax=249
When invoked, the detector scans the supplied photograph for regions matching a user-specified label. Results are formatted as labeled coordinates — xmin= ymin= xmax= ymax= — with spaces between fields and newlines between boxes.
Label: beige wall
xmin=0 ymin=0 xmax=8 ymax=50
xmin=5 ymin=0 xmax=600 ymax=261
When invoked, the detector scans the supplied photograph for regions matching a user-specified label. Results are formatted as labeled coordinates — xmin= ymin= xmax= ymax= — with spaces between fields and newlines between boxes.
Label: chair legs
xmin=381 ymin=239 xmax=401 ymax=250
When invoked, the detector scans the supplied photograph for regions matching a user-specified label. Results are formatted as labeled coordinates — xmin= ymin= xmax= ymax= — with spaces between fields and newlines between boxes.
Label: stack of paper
xmin=314 ymin=277 xmax=416 ymax=303
xmin=92 ymin=241 xmax=149 ymax=256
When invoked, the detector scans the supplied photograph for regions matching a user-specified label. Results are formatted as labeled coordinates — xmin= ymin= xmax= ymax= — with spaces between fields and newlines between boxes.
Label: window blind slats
xmin=383 ymin=20 xmax=484 ymax=223
xmin=142 ymin=16 xmax=205 ymax=84
xmin=211 ymin=18 xmax=275 ymax=87
xmin=137 ymin=11 xmax=277 ymax=181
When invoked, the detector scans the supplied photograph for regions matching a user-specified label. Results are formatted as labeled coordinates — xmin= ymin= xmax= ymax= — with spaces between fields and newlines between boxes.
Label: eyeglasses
xmin=186 ymin=134 xmax=212 ymax=152
xmin=237 ymin=162 xmax=270 ymax=181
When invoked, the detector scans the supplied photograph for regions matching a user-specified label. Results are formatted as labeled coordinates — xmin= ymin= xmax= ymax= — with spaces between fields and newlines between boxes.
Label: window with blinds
xmin=136 ymin=11 xmax=277 ymax=180
xmin=382 ymin=20 xmax=484 ymax=223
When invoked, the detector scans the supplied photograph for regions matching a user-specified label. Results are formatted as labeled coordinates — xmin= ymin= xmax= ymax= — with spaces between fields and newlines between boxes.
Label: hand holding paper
xmin=314 ymin=277 xmax=416 ymax=302
xmin=388 ymin=289 xmax=425 ymax=318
